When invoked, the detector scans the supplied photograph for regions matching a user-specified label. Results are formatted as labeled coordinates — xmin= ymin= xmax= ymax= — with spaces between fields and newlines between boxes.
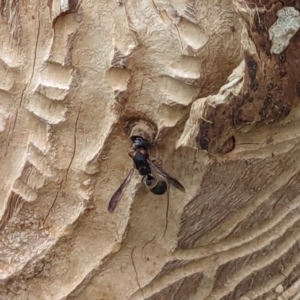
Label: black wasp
xmin=108 ymin=136 xmax=185 ymax=213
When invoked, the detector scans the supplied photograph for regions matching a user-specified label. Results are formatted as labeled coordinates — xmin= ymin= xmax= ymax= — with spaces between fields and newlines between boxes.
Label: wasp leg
xmin=128 ymin=149 xmax=135 ymax=158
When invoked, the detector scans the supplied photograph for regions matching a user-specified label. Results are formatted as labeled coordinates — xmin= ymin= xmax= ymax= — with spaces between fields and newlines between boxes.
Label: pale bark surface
xmin=1 ymin=0 xmax=300 ymax=299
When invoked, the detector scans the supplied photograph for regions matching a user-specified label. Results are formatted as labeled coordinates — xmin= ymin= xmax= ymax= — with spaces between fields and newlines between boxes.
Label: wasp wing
xmin=108 ymin=168 xmax=134 ymax=213
xmin=148 ymin=159 xmax=185 ymax=193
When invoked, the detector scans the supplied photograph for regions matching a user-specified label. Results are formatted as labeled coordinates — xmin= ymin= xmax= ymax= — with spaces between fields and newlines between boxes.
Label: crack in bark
xmin=43 ymin=103 xmax=82 ymax=226
xmin=4 ymin=4 xmax=41 ymax=157
xmin=43 ymin=189 xmax=60 ymax=225
xmin=131 ymin=246 xmax=144 ymax=300
xmin=63 ymin=102 xmax=82 ymax=188
xmin=142 ymin=234 xmax=157 ymax=260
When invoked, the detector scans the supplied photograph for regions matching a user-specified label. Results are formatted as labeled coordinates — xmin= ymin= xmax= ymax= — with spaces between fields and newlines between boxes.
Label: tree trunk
xmin=1 ymin=0 xmax=300 ymax=299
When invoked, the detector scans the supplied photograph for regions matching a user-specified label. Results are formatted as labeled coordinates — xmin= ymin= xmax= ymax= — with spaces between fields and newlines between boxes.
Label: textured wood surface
xmin=0 ymin=0 xmax=300 ymax=299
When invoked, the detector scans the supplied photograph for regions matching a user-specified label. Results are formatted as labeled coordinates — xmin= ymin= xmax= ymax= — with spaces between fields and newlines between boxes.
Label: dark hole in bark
xmin=279 ymin=52 xmax=286 ymax=63
xmin=279 ymin=69 xmax=287 ymax=77
xmin=219 ymin=136 xmax=235 ymax=154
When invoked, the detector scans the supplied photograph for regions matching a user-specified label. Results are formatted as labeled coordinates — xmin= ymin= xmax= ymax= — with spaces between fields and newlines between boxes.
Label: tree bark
xmin=1 ymin=0 xmax=300 ymax=299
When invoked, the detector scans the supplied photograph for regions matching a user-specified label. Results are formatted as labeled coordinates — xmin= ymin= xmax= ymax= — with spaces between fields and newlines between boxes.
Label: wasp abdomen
xmin=150 ymin=181 xmax=168 ymax=195
xmin=144 ymin=175 xmax=167 ymax=195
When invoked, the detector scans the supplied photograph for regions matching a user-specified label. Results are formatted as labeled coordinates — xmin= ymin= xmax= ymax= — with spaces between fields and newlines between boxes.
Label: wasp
xmin=108 ymin=136 xmax=185 ymax=213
